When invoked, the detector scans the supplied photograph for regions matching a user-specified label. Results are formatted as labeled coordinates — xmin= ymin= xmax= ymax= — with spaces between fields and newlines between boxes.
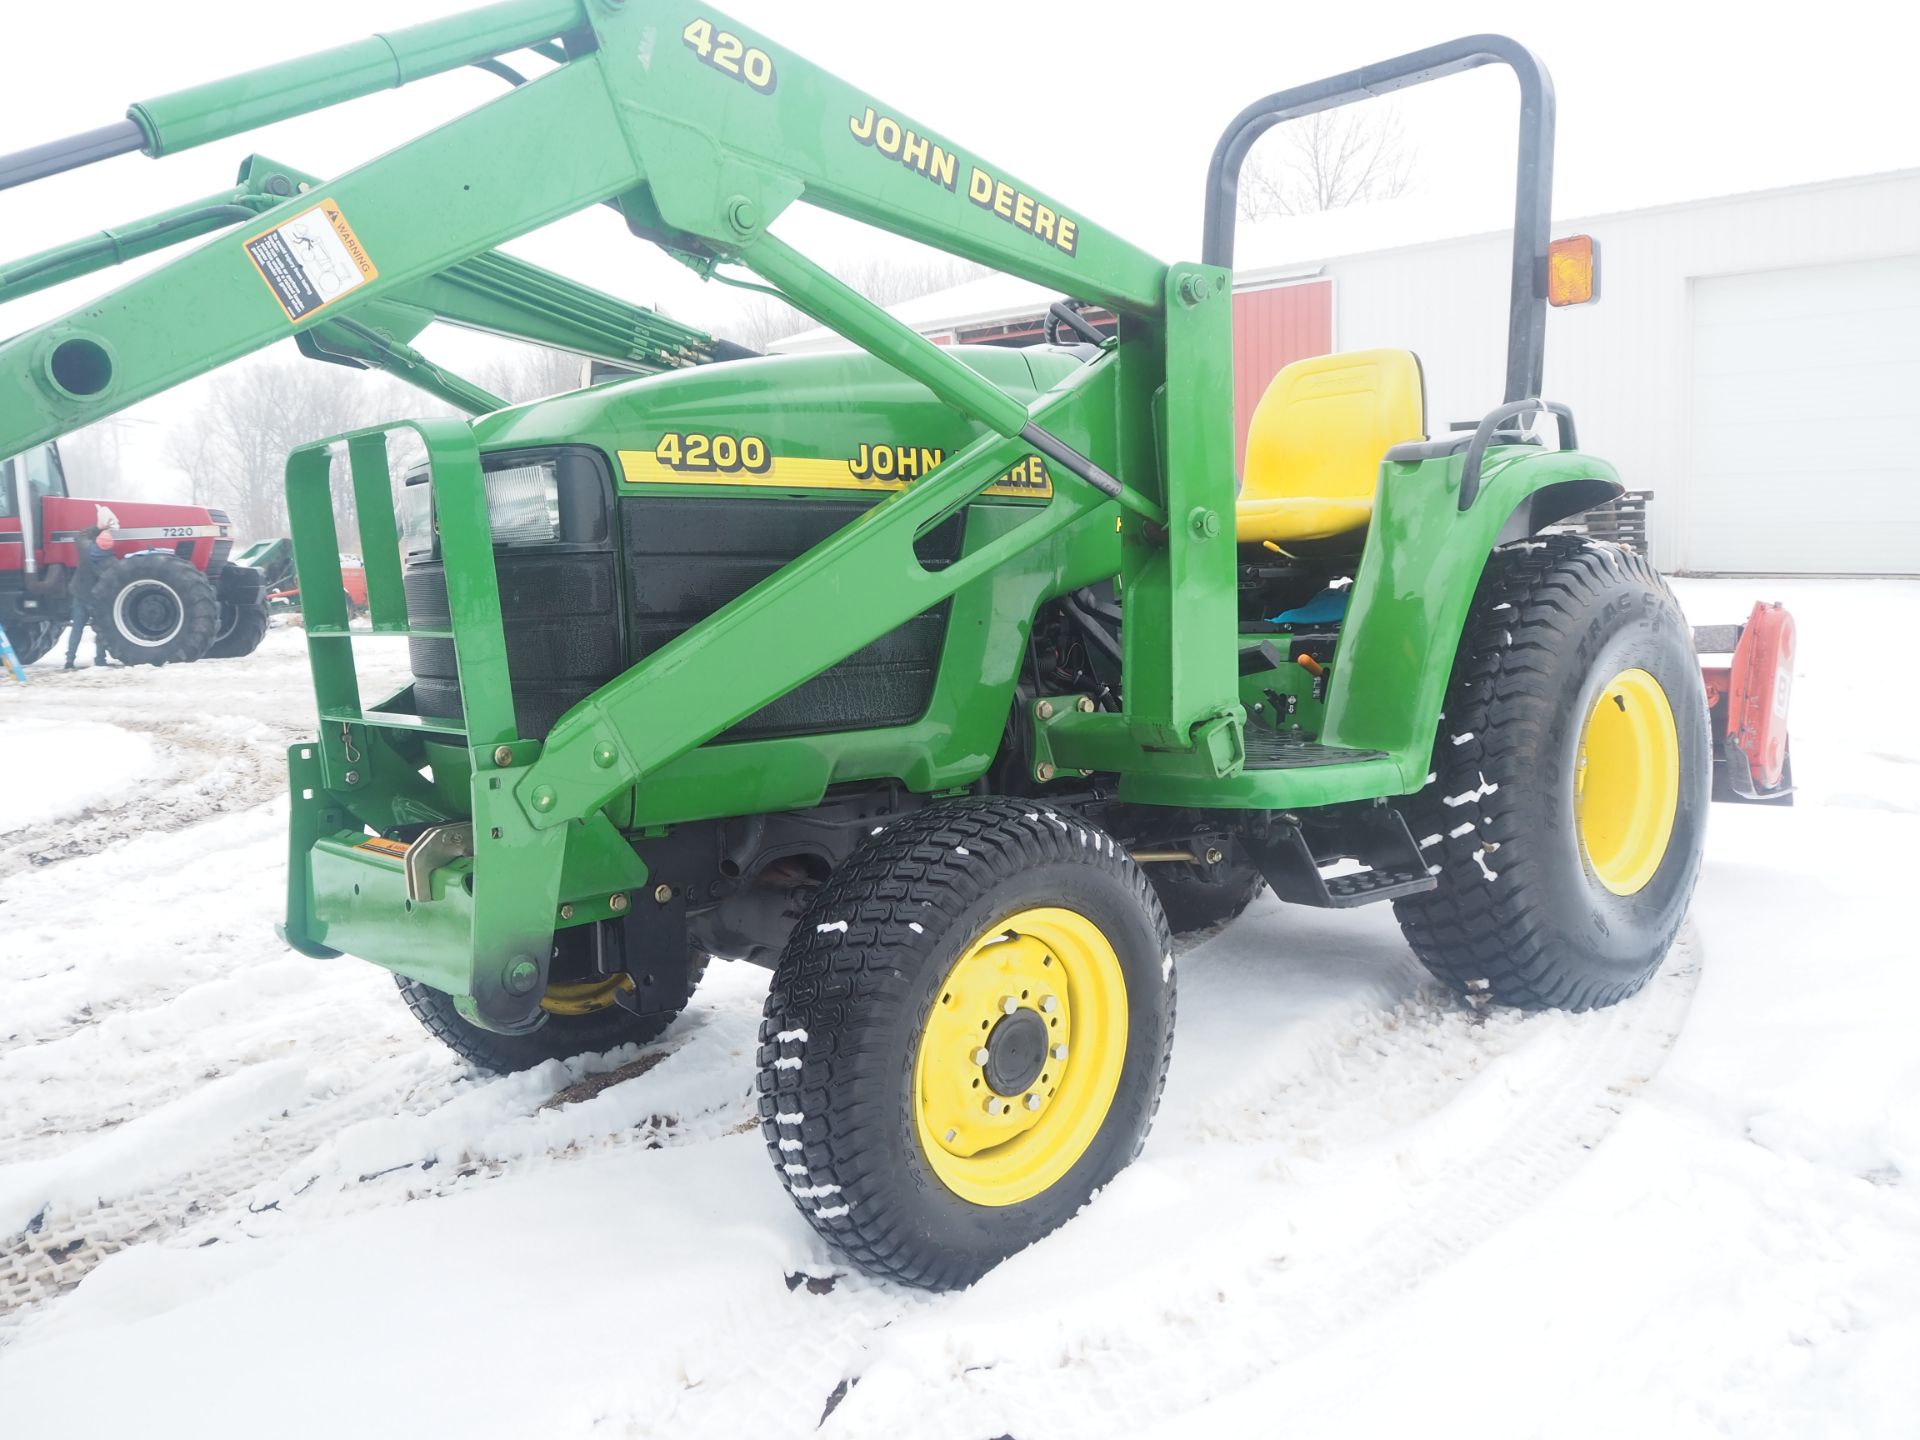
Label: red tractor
xmin=0 ymin=439 xmax=270 ymax=665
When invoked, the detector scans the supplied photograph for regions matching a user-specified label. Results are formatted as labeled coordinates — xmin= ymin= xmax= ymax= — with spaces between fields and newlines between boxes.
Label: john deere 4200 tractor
xmin=1 ymin=1 xmax=1793 ymax=1288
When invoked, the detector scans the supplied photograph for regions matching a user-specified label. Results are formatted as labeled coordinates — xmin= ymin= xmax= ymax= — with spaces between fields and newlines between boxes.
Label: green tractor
xmin=3 ymin=2 xmax=1791 ymax=1289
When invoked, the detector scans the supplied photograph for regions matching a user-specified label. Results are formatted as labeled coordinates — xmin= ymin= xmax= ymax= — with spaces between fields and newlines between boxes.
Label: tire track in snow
xmin=0 ymin=719 xmax=294 ymax=881
xmin=0 ymin=804 xmax=310 ymax=1063
xmin=191 ymin=974 xmax=766 ymax=1247
xmin=0 ymin=1001 xmax=759 ymax=1343
xmin=5 ymin=919 xmax=1702 ymax=1434
xmin=0 ymin=1054 xmax=470 ymax=1341
xmin=0 ymin=631 xmax=409 ymax=882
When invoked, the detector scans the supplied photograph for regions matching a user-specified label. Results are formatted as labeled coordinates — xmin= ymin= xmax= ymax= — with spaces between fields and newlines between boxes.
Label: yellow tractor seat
xmin=1235 ymin=348 xmax=1427 ymax=547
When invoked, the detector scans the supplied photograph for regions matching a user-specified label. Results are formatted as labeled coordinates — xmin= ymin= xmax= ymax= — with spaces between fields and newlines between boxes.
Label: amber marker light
xmin=1548 ymin=234 xmax=1600 ymax=307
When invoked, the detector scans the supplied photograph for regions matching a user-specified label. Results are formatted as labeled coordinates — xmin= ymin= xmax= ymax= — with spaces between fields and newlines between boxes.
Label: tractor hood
xmin=466 ymin=346 xmax=1086 ymax=492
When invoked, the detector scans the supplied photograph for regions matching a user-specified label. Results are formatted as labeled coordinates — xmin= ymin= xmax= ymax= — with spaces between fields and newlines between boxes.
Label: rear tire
xmin=397 ymin=957 xmax=708 ymax=1075
xmin=95 ymin=554 xmax=219 ymax=666
xmin=1394 ymin=537 xmax=1709 ymax=1011
xmin=758 ymin=798 xmax=1176 ymax=1290
xmin=204 ymin=600 xmax=270 ymax=659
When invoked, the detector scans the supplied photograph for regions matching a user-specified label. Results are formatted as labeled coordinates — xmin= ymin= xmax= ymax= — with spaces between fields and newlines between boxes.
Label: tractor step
xmin=1242 ymin=728 xmax=1388 ymax=770
xmin=1242 ymin=805 xmax=1437 ymax=909
xmin=320 ymin=705 xmax=468 ymax=739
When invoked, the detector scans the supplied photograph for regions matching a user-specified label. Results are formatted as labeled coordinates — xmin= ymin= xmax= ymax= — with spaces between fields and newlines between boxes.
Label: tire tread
xmin=1394 ymin=536 xmax=1695 ymax=1011
xmin=758 ymin=797 xmax=1174 ymax=1289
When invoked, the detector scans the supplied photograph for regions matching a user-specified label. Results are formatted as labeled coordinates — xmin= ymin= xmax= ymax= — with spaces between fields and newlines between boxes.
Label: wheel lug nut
xmin=1051 ymin=1044 xmax=1069 ymax=1061
xmin=1041 ymin=995 xmax=1058 ymax=1013
xmin=985 ymin=1097 xmax=1008 ymax=1116
xmin=972 ymin=1047 xmax=991 ymax=1066
xmin=1000 ymin=995 xmax=1019 ymax=1015
xmin=1024 ymin=1093 xmax=1043 ymax=1111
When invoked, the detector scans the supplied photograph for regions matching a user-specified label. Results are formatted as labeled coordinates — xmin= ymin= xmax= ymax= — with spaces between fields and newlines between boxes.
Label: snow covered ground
xmin=1 ymin=585 xmax=1915 ymax=1440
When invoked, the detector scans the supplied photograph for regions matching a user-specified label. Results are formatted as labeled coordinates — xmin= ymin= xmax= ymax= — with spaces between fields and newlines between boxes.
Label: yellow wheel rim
xmin=1575 ymin=667 xmax=1680 ymax=896
xmin=913 ymin=907 xmax=1129 ymax=1207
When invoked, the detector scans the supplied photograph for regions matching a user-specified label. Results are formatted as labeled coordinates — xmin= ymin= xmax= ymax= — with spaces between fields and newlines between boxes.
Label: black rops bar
xmin=0 ymin=119 xmax=148 ymax=194
xmin=1201 ymin=34 xmax=1556 ymax=406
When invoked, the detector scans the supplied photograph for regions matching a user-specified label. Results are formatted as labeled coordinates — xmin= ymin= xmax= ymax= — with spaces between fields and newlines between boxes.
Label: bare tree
xmin=158 ymin=337 xmax=602 ymax=550
xmin=160 ymin=419 xmax=220 ymax=509
xmin=162 ymin=356 xmax=416 ymax=542
xmin=53 ymin=420 xmax=127 ymax=497
xmin=1238 ymin=107 xmax=1415 ymax=220
xmin=475 ymin=343 xmax=588 ymax=404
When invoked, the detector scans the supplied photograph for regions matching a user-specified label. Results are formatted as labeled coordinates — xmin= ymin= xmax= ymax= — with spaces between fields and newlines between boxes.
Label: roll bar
xmin=1201 ymin=34 xmax=1556 ymax=405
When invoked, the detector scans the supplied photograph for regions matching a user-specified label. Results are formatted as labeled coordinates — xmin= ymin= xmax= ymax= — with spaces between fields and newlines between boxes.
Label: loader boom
xmin=0 ymin=150 xmax=736 ymax=421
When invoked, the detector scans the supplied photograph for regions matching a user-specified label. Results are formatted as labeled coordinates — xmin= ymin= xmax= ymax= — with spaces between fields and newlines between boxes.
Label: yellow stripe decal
xmin=618 ymin=447 xmax=1054 ymax=500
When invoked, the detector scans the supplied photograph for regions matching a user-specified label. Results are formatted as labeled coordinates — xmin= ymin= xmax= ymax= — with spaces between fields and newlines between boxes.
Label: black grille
xmin=403 ymin=493 xmax=963 ymax=744
xmin=407 ymin=552 xmax=623 ymax=738
xmin=623 ymin=496 xmax=962 ymax=742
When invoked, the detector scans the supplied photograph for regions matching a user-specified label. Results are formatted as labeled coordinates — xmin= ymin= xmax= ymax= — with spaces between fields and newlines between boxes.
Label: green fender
xmin=1322 ymin=444 xmax=1625 ymax=790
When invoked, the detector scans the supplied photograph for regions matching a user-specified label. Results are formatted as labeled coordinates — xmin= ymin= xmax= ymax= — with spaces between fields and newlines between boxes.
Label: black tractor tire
xmin=1394 ymin=536 xmax=1710 ymax=1012
xmin=758 ymin=798 xmax=1176 ymax=1290
xmin=1149 ymin=860 xmax=1266 ymax=936
xmin=10 ymin=619 xmax=60 ymax=666
xmin=396 ymin=956 xmax=709 ymax=1075
xmin=204 ymin=600 xmax=271 ymax=659
xmin=95 ymin=554 xmax=219 ymax=666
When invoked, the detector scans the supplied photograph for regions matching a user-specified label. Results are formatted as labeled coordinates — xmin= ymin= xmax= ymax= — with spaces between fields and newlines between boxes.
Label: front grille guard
xmin=285 ymin=418 xmax=518 ymax=783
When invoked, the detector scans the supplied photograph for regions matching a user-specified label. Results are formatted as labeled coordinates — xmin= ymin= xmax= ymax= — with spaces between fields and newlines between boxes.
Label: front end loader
xmin=1 ymin=0 xmax=1793 ymax=1289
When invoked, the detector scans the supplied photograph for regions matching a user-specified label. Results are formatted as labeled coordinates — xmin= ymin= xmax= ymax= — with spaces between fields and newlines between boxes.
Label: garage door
xmin=1687 ymin=253 xmax=1920 ymax=574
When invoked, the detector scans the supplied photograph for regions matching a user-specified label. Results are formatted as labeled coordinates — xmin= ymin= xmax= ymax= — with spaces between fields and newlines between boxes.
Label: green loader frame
xmin=3 ymin=1 xmax=1715 ymax=1287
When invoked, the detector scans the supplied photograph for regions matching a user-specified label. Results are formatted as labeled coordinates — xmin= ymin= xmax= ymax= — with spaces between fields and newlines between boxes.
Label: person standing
xmin=64 ymin=507 xmax=121 ymax=670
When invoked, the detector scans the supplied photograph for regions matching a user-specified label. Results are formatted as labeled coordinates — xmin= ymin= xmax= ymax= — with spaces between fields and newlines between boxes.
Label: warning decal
xmin=356 ymin=836 xmax=411 ymax=859
xmin=244 ymin=199 xmax=378 ymax=322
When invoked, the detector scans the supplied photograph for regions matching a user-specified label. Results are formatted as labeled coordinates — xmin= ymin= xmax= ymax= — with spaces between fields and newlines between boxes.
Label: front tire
xmin=1394 ymin=537 xmax=1709 ymax=1011
xmin=95 ymin=554 xmax=219 ymax=666
xmin=1149 ymin=860 xmax=1265 ymax=936
xmin=759 ymin=798 xmax=1176 ymax=1290
xmin=397 ymin=956 xmax=707 ymax=1075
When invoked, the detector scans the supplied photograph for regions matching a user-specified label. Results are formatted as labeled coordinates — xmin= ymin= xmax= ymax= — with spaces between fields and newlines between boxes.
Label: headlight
xmin=484 ymin=463 xmax=561 ymax=545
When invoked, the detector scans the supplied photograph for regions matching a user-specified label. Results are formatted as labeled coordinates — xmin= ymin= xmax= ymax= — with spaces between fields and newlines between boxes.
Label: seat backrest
xmin=1242 ymin=349 xmax=1426 ymax=504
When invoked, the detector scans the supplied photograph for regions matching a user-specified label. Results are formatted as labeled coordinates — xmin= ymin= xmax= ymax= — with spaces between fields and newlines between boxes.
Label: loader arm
xmin=0 ymin=151 xmax=734 ymax=421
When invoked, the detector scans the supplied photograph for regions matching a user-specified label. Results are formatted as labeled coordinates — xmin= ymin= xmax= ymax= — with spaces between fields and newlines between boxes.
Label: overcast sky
xmin=6 ymin=0 xmax=1918 ymax=489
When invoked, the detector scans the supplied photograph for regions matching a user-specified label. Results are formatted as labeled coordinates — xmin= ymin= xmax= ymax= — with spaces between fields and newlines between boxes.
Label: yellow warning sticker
xmin=356 ymin=836 xmax=411 ymax=860
xmin=244 ymin=199 xmax=379 ymax=323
